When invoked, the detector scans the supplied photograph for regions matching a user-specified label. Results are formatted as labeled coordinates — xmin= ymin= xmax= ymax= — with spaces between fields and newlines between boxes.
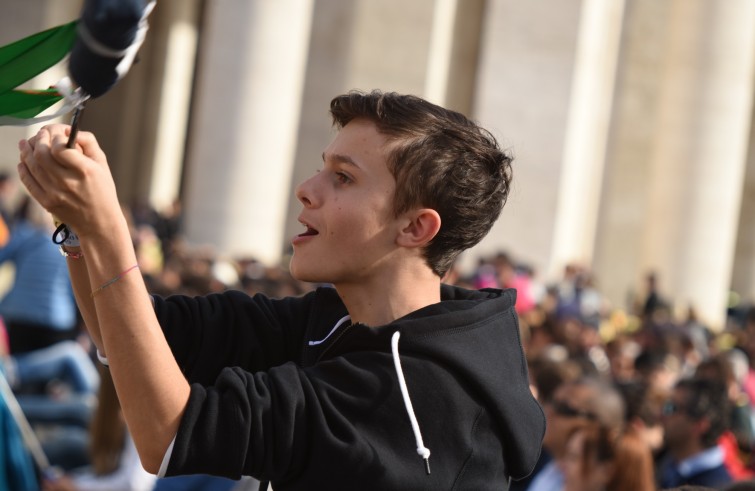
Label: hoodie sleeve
xmin=163 ymin=352 xmax=402 ymax=483
xmin=153 ymin=290 xmax=315 ymax=386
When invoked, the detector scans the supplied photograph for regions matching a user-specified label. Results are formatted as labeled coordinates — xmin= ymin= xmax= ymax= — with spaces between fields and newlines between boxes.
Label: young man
xmin=658 ymin=377 xmax=733 ymax=488
xmin=18 ymin=90 xmax=545 ymax=489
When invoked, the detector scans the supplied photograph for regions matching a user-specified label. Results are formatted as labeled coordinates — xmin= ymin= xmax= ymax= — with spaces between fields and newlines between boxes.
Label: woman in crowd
xmin=560 ymin=423 xmax=655 ymax=491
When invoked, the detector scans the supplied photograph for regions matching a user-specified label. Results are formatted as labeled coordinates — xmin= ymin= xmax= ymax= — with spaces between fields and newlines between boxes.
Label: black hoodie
xmin=154 ymin=284 xmax=545 ymax=490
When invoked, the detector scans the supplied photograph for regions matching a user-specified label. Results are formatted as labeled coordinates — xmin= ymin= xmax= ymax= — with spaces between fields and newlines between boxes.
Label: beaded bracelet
xmin=59 ymin=246 xmax=84 ymax=259
xmin=91 ymin=264 xmax=139 ymax=298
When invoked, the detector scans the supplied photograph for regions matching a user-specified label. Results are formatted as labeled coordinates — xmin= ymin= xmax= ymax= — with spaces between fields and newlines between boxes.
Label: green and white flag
xmin=0 ymin=0 xmax=155 ymax=127
xmin=0 ymin=21 xmax=84 ymax=126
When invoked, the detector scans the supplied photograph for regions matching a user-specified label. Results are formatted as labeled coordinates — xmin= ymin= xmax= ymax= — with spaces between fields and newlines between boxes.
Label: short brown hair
xmin=330 ymin=90 xmax=513 ymax=276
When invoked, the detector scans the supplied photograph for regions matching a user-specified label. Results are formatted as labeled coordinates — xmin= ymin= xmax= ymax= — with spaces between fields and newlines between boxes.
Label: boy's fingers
xmin=27 ymin=130 xmax=59 ymax=177
xmin=32 ymin=128 xmax=52 ymax=159
xmin=50 ymin=132 xmax=68 ymax=151
xmin=70 ymin=131 xmax=106 ymax=162
xmin=18 ymin=139 xmax=31 ymax=164
xmin=50 ymin=130 xmax=105 ymax=165
xmin=27 ymin=124 xmax=63 ymax=148
xmin=34 ymin=125 xmax=103 ymax=164
xmin=21 ymin=132 xmax=66 ymax=194
xmin=17 ymin=161 xmax=47 ymax=207
xmin=40 ymin=123 xmax=71 ymax=138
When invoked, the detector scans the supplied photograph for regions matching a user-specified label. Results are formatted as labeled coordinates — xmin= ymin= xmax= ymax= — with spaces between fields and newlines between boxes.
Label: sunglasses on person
xmin=550 ymin=400 xmax=598 ymax=421
xmin=662 ymin=400 xmax=688 ymax=416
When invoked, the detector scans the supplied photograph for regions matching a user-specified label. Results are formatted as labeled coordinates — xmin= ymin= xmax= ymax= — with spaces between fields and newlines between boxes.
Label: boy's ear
xmin=396 ymin=208 xmax=441 ymax=248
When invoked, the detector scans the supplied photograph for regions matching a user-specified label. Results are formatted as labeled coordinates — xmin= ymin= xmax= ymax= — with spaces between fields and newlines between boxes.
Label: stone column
xmin=732 ymin=111 xmax=755 ymax=303
xmin=424 ymin=0 xmax=485 ymax=115
xmin=182 ymin=0 xmax=314 ymax=265
xmin=592 ymin=0 xmax=671 ymax=311
xmin=471 ymin=0 xmax=585 ymax=277
xmin=548 ymin=0 xmax=626 ymax=277
xmin=141 ymin=0 xmax=201 ymax=212
xmin=639 ymin=0 xmax=755 ymax=328
xmin=344 ymin=0 xmax=435 ymax=92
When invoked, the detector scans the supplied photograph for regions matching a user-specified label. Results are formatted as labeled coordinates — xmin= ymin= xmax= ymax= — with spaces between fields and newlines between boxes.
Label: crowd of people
xmin=471 ymin=252 xmax=755 ymax=490
xmin=1 ymin=182 xmax=755 ymax=490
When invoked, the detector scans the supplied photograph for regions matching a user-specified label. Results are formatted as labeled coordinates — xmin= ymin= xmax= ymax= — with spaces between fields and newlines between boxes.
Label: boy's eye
xmin=335 ymin=172 xmax=352 ymax=184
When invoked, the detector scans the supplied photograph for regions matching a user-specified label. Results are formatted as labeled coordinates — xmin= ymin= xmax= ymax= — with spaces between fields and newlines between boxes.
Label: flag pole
xmin=55 ymin=101 xmax=88 ymax=244
xmin=66 ymin=101 xmax=86 ymax=148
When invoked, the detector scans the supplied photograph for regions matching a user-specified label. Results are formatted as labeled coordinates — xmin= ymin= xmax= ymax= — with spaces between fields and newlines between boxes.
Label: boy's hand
xmin=17 ymin=124 xmax=124 ymax=241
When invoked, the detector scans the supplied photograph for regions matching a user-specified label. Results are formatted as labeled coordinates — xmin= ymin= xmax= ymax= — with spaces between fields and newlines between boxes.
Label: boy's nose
xmin=295 ymin=176 xmax=316 ymax=207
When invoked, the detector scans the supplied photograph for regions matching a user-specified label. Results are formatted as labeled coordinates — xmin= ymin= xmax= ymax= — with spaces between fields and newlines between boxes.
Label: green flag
xmin=0 ymin=89 xmax=63 ymax=118
xmin=0 ymin=21 xmax=77 ymax=94
xmin=0 ymin=22 xmax=77 ymax=124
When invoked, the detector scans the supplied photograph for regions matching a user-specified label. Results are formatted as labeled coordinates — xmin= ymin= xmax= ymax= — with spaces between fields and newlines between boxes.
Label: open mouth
xmin=299 ymin=226 xmax=319 ymax=237
xmin=296 ymin=220 xmax=319 ymax=238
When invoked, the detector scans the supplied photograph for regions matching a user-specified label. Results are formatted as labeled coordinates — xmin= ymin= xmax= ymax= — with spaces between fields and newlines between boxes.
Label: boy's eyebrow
xmin=322 ymin=152 xmax=360 ymax=168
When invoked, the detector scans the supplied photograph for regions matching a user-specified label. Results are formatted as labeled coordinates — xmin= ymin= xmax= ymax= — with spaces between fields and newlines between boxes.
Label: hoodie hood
xmin=397 ymin=285 xmax=545 ymax=480
xmin=305 ymin=284 xmax=546 ymax=480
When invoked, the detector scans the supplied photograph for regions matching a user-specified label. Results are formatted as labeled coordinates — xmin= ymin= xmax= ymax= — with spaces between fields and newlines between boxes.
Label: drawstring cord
xmin=308 ymin=315 xmax=351 ymax=346
xmin=391 ymin=331 xmax=431 ymax=475
xmin=310 ymin=321 xmax=432 ymax=476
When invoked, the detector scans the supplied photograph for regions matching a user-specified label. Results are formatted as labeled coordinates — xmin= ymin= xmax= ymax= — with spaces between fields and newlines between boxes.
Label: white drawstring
xmin=391 ymin=331 xmax=432 ymax=475
xmin=308 ymin=315 xmax=351 ymax=346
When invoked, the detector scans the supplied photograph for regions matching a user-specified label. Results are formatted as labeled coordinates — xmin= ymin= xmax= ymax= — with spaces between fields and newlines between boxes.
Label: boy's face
xmin=290 ymin=118 xmax=401 ymax=285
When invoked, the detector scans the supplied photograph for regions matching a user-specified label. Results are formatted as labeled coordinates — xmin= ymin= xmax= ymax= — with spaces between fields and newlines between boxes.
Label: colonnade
xmin=3 ymin=0 xmax=755 ymax=328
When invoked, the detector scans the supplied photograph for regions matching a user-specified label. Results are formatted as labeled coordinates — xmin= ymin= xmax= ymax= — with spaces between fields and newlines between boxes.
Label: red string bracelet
xmin=91 ymin=264 xmax=139 ymax=298
xmin=59 ymin=246 xmax=84 ymax=259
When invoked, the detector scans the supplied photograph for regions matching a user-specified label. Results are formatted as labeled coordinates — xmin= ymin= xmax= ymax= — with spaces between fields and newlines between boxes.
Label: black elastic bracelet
xmin=52 ymin=223 xmax=70 ymax=245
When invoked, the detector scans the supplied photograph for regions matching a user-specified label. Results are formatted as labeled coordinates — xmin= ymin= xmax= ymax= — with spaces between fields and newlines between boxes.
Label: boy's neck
xmin=334 ymin=267 xmax=442 ymax=327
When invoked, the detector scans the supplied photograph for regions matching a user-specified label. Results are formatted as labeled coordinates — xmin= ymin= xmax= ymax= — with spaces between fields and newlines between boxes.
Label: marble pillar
xmin=732 ymin=105 xmax=755 ymax=304
xmin=471 ymin=0 xmax=583 ymax=276
xmin=549 ymin=0 xmax=626 ymax=277
xmin=639 ymin=0 xmax=755 ymax=328
xmin=182 ymin=0 xmax=314 ymax=264
xmin=592 ymin=0 xmax=671 ymax=311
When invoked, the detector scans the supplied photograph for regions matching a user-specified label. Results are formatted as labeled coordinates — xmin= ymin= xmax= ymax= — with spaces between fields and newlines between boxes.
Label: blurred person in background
xmin=0 ymin=194 xmax=99 ymax=475
xmin=609 ymin=428 xmax=657 ymax=490
xmin=0 ymin=196 xmax=97 ymax=387
xmin=658 ymin=377 xmax=733 ymax=489
xmin=635 ymin=349 xmax=683 ymax=401
xmin=42 ymin=365 xmax=156 ymax=491
xmin=617 ymin=380 xmax=666 ymax=457
xmin=560 ymin=422 xmax=655 ymax=491
xmin=695 ymin=353 xmax=755 ymax=480
xmin=560 ymin=425 xmax=616 ymax=491
xmin=41 ymin=360 xmax=249 ymax=491
xmin=0 ymin=195 xmax=79 ymax=353
xmin=512 ymin=376 xmax=625 ymax=490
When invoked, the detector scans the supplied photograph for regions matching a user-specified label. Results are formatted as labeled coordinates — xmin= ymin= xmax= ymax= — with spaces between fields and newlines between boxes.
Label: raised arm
xmin=18 ymin=125 xmax=189 ymax=473
xmin=62 ymin=246 xmax=104 ymax=351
